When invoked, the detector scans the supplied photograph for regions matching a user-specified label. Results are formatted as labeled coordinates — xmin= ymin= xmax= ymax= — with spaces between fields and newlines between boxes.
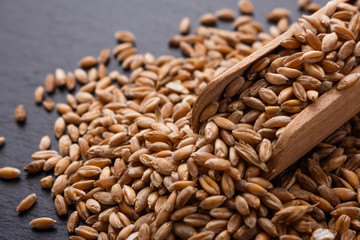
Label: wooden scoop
xmin=191 ymin=0 xmax=360 ymax=180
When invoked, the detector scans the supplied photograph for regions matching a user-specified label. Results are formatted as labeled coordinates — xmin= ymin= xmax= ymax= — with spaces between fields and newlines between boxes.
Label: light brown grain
xmin=30 ymin=217 xmax=56 ymax=229
xmin=16 ymin=193 xmax=36 ymax=212
xmin=14 ymin=104 xmax=26 ymax=122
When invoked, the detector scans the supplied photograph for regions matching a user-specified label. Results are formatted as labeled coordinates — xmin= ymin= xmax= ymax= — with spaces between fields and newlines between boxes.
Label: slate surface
xmin=0 ymin=0 xmax=325 ymax=239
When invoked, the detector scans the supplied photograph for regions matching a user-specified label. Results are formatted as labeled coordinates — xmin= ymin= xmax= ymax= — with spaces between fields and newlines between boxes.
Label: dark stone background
xmin=0 ymin=0 xmax=325 ymax=239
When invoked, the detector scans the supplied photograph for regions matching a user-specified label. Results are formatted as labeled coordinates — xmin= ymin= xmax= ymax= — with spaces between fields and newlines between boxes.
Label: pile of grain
xmin=1 ymin=0 xmax=360 ymax=240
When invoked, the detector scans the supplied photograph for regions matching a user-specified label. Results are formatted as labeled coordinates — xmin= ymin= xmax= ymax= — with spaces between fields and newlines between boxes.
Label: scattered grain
xmin=14 ymin=104 xmax=26 ymax=122
xmin=16 ymin=193 xmax=36 ymax=212
xmin=30 ymin=217 xmax=56 ymax=229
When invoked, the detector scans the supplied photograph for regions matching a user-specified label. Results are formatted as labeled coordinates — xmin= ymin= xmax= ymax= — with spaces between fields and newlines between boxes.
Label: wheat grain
xmin=14 ymin=104 xmax=26 ymax=122
xmin=200 ymin=13 xmax=217 ymax=25
xmin=34 ymin=86 xmax=45 ymax=104
xmin=30 ymin=217 xmax=56 ymax=229
xmin=216 ymin=9 xmax=235 ymax=21
xmin=16 ymin=193 xmax=36 ymax=212
xmin=0 ymin=136 xmax=5 ymax=147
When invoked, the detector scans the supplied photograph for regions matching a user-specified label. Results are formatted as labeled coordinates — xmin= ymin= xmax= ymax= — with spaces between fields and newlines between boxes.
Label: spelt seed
xmin=30 ymin=217 xmax=56 ymax=229
xmin=79 ymin=56 xmax=98 ymax=68
xmin=56 ymin=103 xmax=72 ymax=114
xmin=258 ymin=88 xmax=278 ymax=105
xmin=200 ymin=13 xmax=217 ymax=25
xmin=65 ymin=187 xmax=86 ymax=202
xmin=233 ymin=224 xmax=259 ymax=239
xmin=238 ymin=0 xmax=253 ymax=15
xmin=264 ymin=73 xmax=289 ymax=85
xmin=212 ymin=116 xmax=236 ymax=130
xmin=216 ymin=8 xmax=235 ymax=21
xmin=154 ymin=221 xmax=172 ymax=240
xmin=298 ymin=0 xmax=310 ymax=9
xmin=14 ymin=104 xmax=26 ymax=122
xmin=54 ymin=156 xmax=70 ymax=176
xmin=55 ymin=68 xmax=67 ymax=86
xmin=39 ymin=175 xmax=53 ymax=189
xmin=301 ymin=50 xmax=324 ymax=63
xmin=184 ymin=213 xmax=211 ymax=227
xmin=52 ymin=174 xmax=68 ymax=196
xmin=16 ymin=193 xmax=36 ymax=212
xmin=138 ymin=224 xmax=150 ymax=240
xmin=75 ymin=225 xmax=99 ymax=239
xmin=232 ymin=128 xmax=262 ymax=145
xmin=98 ymin=48 xmax=110 ymax=64
xmin=23 ymin=160 xmax=45 ymax=174
xmin=0 ymin=136 xmax=5 ymax=147
xmin=179 ymin=17 xmax=190 ymax=35
xmin=117 ymin=224 xmax=134 ymax=240
xmin=66 ymin=72 xmax=76 ymax=91
xmin=199 ymin=195 xmax=226 ymax=209
xmin=44 ymin=73 xmax=56 ymax=93
xmin=67 ymin=211 xmax=79 ymax=233
xmin=109 ymin=212 xmax=123 ymax=229
xmin=259 ymin=138 xmax=272 ymax=163
xmin=267 ymin=8 xmax=291 ymax=22
xmin=338 ymin=40 xmax=356 ymax=60
xmin=54 ymin=194 xmax=68 ymax=215
xmin=34 ymin=86 xmax=45 ymax=104
xmin=235 ymin=195 xmax=250 ymax=215
xmin=115 ymin=31 xmax=136 ymax=42
xmin=337 ymin=73 xmax=360 ymax=91
xmin=42 ymin=156 xmax=61 ymax=171
xmin=280 ymin=37 xmax=301 ymax=49
xmin=235 ymin=141 xmax=268 ymax=171
xmin=93 ymin=191 xmax=117 ymax=205
xmin=331 ymin=24 xmax=355 ymax=41
xmin=74 ymin=68 xmax=88 ymax=84
xmin=243 ymin=96 xmax=265 ymax=111
xmin=42 ymin=99 xmax=54 ymax=111
xmin=54 ymin=117 xmax=66 ymax=138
